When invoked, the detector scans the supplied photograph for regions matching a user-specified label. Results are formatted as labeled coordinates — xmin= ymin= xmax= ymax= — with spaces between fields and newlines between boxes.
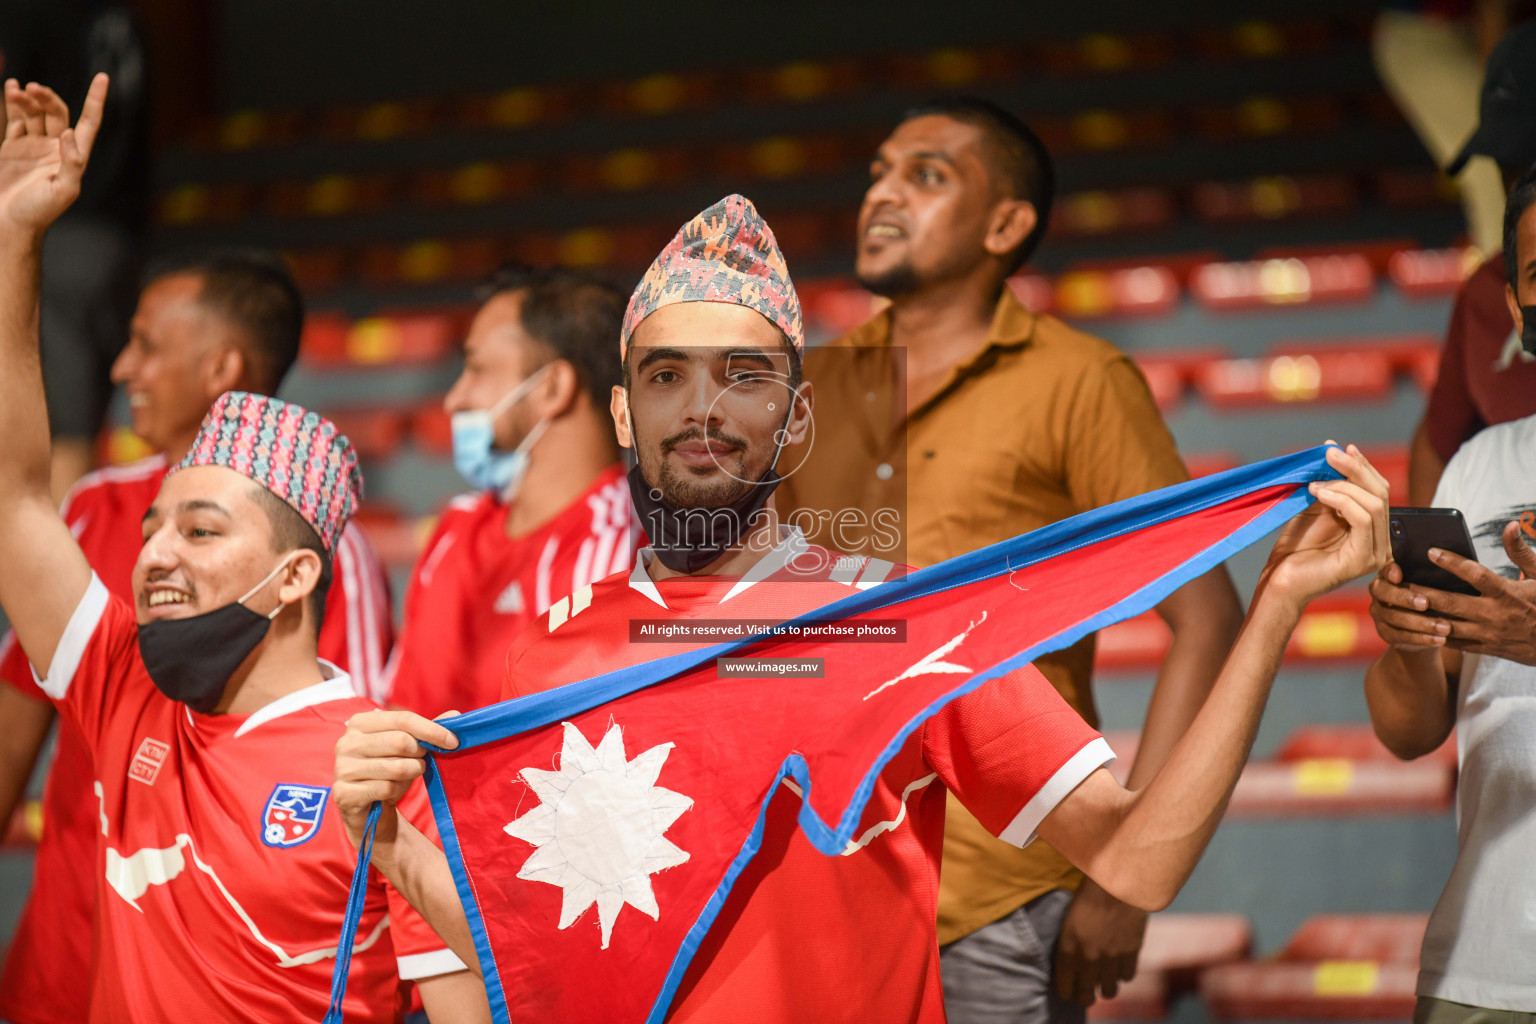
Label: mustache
xmin=661 ymin=425 xmax=750 ymax=453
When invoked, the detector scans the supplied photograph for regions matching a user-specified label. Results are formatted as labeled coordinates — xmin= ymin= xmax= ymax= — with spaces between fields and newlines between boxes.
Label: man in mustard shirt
xmin=775 ymin=97 xmax=1245 ymax=1023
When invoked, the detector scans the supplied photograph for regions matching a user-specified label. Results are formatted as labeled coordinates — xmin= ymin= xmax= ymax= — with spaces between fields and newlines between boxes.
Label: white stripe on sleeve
xmin=32 ymin=574 xmax=111 ymax=700
xmin=996 ymin=737 xmax=1117 ymax=848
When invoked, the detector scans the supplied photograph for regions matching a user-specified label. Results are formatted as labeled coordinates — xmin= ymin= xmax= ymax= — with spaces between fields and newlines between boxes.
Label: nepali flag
xmin=324 ymin=447 xmax=1340 ymax=1024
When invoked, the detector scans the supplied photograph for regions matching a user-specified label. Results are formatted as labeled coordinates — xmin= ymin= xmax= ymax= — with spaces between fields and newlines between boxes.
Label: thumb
xmin=1504 ymin=521 xmax=1536 ymax=581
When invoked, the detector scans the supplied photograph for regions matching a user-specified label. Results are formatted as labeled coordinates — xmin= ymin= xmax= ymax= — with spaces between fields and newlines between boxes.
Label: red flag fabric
xmin=325 ymin=446 xmax=1339 ymax=1024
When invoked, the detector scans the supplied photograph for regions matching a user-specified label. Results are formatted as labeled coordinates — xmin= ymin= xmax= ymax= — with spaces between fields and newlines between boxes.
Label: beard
xmin=637 ymin=423 xmax=768 ymax=508
xmin=856 ymin=257 xmax=922 ymax=299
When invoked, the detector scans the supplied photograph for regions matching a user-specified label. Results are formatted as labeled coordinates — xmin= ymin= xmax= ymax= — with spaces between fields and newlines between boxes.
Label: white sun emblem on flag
xmin=504 ymin=722 xmax=693 ymax=949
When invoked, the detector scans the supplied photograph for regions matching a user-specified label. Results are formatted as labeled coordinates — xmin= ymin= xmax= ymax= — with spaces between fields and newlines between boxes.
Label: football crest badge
xmin=262 ymin=784 xmax=330 ymax=848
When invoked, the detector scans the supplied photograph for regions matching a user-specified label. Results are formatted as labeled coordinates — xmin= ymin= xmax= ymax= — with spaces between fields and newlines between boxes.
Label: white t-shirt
xmin=1419 ymin=413 xmax=1536 ymax=1011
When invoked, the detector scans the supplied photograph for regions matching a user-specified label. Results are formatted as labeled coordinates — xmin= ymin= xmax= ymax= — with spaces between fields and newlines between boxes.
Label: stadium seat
xmin=411 ymin=403 xmax=454 ymax=456
xmin=1194 ymin=351 xmax=1394 ymax=407
xmin=1090 ymin=914 xmax=1254 ymax=1021
xmin=1103 ymin=724 xmax=1453 ymax=818
xmin=347 ymin=312 xmax=462 ymax=367
xmin=1097 ymin=589 xmax=1383 ymax=674
xmin=1267 ymin=336 xmax=1441 ymax=396
xmin=1191 ymin=255 xmax=1375 ymax=310
xmin=1275 ymin=724 xmax=1456 ymax=768
xmin=1131 ymin=351 xmax=1230 ymax=409
xmin=1201 ymin=914 xmax=1426 ymax=1020
xmin=1053 ymin=265 xmax=1180 ymax=319
xmin=1388 ymin=248 xmax=1481 ymax=299
xmin=324 ymin=408 xmax=409 ymax=461
xmin=1192 ymin=174 xmax=1358 ymax=225
xmin=1229 ymin=756 xmax=1452 ymax=817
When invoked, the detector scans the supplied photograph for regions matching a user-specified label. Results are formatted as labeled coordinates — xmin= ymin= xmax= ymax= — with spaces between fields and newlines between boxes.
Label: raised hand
xmin=0 ymin=74 xmax=108 ymax=237
xmin=1261 ymin=445 xmax=1391 ymax=609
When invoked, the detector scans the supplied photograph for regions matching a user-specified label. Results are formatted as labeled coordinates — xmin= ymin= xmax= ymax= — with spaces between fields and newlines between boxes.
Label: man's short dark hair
xmin=1504 ymin=162 xmax=1536 ymax=290
xmin=901 ymin=95 xmax=1056 ymax=275
xmin=144 ymin=249 xmax=305 ymax=396
xmin=247 ymin=484 xmax=332 ymax=633
xmin=480 ymin=264 xmax=625 ymax=418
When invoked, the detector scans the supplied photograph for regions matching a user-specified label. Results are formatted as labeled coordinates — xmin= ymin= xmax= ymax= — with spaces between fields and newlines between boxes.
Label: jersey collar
xmin=628 ymin=526 xmax=809 ymax=610
xmin=229 ymin=660 xmax=356 ymax=737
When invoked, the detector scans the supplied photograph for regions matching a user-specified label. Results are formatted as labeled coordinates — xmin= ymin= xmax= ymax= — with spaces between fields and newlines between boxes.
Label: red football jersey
xmin=386 ymin=464 xmax=634 ymax=718
xmin=501 ymin=530 xmax=1110 ymax=1023
xmin=0 ymin=455 xmax=396 ymax=1024
xmin=22 ymin=576 xmax=461 ymax=1023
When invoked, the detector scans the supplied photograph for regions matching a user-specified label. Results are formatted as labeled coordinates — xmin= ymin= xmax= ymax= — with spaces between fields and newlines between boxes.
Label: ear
xmin=1508 ymin=282 xmax=1525 ymax=338
xmin=610 ymin=384 xmax=633 ymax=449
xmin=274 ymin=548 xmax=323 ymax=616
xmin=205 ymin=346 xmax=248 ymax=399
xmin=781 ymin=380 xmax=814 ymax=446
xmin=982 ymin=199 xmax=1037 ymax=262
xmin=536 ymin=359 xmax=581 ymax=419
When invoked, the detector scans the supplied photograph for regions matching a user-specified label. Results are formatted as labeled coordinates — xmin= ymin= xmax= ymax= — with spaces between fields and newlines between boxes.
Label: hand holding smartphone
xmin=1388 ymin=507 xmax=1481 ymax=597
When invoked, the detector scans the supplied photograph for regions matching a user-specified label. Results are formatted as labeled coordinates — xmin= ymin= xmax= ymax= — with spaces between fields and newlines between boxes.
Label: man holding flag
xmin=332 ymin=193 xmax=1393 ymax=1023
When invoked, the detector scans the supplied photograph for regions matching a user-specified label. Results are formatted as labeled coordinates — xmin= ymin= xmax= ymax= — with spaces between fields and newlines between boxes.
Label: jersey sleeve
xmin=319 ymin=523 xmax=395 ymax=705
xmin=923 ymin=663 xmax=1113 ymax=847
xmin=29 ymin=573 xmax=149 ymax=751
xmin=386 ymin=778 xmax=470 ymax=980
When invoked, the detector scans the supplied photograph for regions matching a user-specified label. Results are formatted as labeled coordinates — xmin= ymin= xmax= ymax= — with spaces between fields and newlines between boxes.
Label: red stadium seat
xmin=1276 ymin=724 xmax=1456 ymax=768
xmin=411 ymin=403 xmax=454 ymax=456
xmin=346 ymin=311 xmax=462 ymax=366
xmin=1228 ymin=757 xmax=1453 ymax=816
xmin=1097 ymin=589 xmax=1385 ymax=674
xmin=1267 ymin=336 xmax=1440 ymax=395
xmin=1201 ymin=915 xmax=1426 ymax=1020
xmin=1388 ymin=248 xmax=1481 ymax=299
xmin=325 ymin=408 xmax=409 ymax=460
xmin=1091 ymin=914 xmax=1254 ymax=1021
xmin=1132 ymin=351 xmax=1230 ymax=409
xmin=1194 ymin=351 xmax=1394 ymax=407
xmin=1192 ymin=174 xmax=1358 ymax=225
xmin=1054 ymin=265 xmax=1180 ymax=319
xmin=1191 ymin=255 xmax=1375 ymax=310
xmin=798 ymin=280 xmax=887 ymax=337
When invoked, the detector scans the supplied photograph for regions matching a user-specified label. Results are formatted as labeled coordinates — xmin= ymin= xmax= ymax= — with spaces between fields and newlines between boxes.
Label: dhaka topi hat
xmin=620 ymin=193 xmax=804 ymax=359
xmin=170 ymin=391 xmax=362 ymax=555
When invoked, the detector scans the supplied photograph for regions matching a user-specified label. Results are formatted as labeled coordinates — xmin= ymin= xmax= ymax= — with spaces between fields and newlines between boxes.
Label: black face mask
xmin=1521 ymin=306 xmax=1536 ymax=356
xmin=136 ymin=557 xmax=291 ymax=714
xmin=626 ymin=463 xmax=782 ymax=574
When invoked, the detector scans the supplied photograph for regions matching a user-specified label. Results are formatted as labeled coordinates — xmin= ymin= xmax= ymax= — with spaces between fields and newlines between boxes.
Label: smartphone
xmin=1388 ymin=507 xmax=1481 ymax=597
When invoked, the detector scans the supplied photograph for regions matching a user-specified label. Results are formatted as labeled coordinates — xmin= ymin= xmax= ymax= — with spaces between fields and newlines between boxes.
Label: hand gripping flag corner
xmin=323 ymin=446 xmax=1342 ymax=1024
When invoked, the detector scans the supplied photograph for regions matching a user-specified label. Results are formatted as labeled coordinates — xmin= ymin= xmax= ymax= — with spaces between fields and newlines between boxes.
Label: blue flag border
xmin=329 ymin=446 xmax=1341 ymax=1024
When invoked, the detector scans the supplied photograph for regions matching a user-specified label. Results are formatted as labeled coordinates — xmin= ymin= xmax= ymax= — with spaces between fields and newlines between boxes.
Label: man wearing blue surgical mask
xmin=384 ymin=264 xmax=637 ymax=719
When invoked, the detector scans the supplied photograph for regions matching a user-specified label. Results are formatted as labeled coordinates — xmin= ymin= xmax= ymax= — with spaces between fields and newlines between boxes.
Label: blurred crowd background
xmin=1 ymin=0 xmax=1528 ymax=1020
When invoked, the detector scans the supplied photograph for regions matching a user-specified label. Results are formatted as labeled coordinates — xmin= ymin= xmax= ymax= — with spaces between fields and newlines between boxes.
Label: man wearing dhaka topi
xmin=0 ymin=76 xmax=489 ymax=1022
xmin=334 ymin=192 xmax=1395 ymax=1021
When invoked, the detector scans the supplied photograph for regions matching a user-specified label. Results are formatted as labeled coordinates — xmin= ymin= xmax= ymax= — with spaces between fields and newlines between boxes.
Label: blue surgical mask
xmin=450 ymin=365 xmax=552 ymax=498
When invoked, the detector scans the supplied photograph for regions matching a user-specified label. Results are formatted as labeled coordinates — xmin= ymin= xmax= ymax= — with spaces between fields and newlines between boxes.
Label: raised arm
xmin=0 ymin=76 xmax=108 ymax=675
xmin=1037 ymin=445 xmax=1391 ymax=910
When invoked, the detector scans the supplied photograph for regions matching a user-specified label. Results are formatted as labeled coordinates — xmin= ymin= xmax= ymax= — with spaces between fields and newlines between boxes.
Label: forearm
xmin=0 ymin=234 xmax=50 ymax=501
xmin=1065 ymin=587 xmax=1298 ymax=909
xmin=1364 ymin=648 xmax=1455 ymax=759
xmin=373 ymin=817 xmax=481 ymax=974
xmin=0 ymin=686 xmax=54 ymax=830
xmin=1131 ymin=571 xmax=1243 ymax=788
